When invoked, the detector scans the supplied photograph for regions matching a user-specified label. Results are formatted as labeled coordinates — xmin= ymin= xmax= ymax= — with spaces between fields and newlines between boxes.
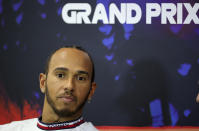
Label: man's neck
xmin=41 ymin=114 xmax=82 ymax=123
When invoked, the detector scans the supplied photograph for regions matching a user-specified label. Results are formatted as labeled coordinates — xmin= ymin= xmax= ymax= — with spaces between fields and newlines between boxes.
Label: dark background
xmin=0 ymin=0 xmax=199 ymax=127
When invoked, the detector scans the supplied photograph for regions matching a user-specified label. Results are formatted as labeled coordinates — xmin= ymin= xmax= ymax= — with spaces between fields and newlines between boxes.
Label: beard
xmin=45 ymin=84 xmax=90 ymax=117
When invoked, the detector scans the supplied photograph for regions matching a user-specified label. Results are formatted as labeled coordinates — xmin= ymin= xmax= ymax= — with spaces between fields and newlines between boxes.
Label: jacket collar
xmin=37 ymin=116 xmax=85 ymax=130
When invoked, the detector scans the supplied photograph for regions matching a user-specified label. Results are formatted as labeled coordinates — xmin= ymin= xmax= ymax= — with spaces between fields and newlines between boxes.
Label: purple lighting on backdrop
xmin=197 ymin=58 xmax=199 ymax=64
xmin=139 ymin=107 xmax=145 ymax=112
xmin=177 ymin=63 xmax=191 ymax=76
xmin=0 ymin=0 xmax=3 ymax=14
xmin=169 ymin=103 xmax=179 ymax=126
xmin=149 ymin=99 xmax=164 ymax=127
xmin=12 ymin=1 xmax=23 ymax=12
xmin=123 ymin=24 xmax=134 ymax=40
xmin=184 ymin=109 xmax=191 ymax=117
xmin=96 ymin=0 xmax=109 ymax=13
xmin=62 ymin=36 xmax=67 ymax=41
xmin=3 ymin=44 xmax=8 ymax=51
xmin=55 ymin=0 xmax=60 ymax=3
xmin=34 ymin=92 xmax=40 ymax=99
xmin=41 ymin=13 xmax=47 ymax=19
xmin=132 ymin=75 xmax=136 ymax=79
xmin=16 ymin=13 xmax=23 ymax=24
xmin=114 ymin=75 xmax=120 ymax=81
xmin=99 ymin=25 xmax=112 ymax=35
xmin=124 ymin=33 xmax=131 ymax=40
xmin=56 ymin=33 xmax=61 ymax=38
xmin=195 ymin=28 xmax=199 ymax=35
xmin=126 ymin=59 xmax=134 ymax=66
xmin=38 ymin=0 xmax=45 ymax=5
xmin=105 ymin=53 xmax=114 ymax=61
xmin=170 ymin=25 xmax=182 ymax=34
xmin=16 ymin=41 xmax=20 ymax=46
xmin=57 ymin=7 xmax=62 ymax=16
xmin=102 ymin=34 xmax=115 ymax=50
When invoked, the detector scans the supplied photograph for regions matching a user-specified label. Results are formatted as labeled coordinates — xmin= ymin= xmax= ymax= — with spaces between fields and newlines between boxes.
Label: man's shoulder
xmin=2 ymin=118 xmax=37 ymax=125
xmin=79 ymin=121 xmax=99 ymax=131
xmin=0 ymin=118 xmax=38 ymax=131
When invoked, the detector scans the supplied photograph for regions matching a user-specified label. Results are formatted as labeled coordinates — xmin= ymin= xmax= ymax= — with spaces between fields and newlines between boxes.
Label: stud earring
xmin=88 ymin=98 xmax=91 ymax=104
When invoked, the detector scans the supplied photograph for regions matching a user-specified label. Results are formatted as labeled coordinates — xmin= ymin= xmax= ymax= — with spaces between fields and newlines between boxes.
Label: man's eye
xmin=57 ymin=73 xmax=65 ymax=78
xmin=77 ymin=76 xmax=86 ymax=81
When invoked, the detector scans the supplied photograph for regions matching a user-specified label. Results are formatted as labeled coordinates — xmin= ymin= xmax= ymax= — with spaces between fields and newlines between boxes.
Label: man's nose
xmin=64 ymin=77 xmax=74 ymax=91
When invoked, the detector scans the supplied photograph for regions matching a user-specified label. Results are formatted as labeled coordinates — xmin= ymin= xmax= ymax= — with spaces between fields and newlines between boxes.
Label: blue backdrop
xmin=0 ymin=0 xmax=199 ymax=127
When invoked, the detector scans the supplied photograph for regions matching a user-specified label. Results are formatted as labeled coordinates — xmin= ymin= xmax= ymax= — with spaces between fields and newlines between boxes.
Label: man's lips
xmin=57 ymin=95 xmax=75 ymax=103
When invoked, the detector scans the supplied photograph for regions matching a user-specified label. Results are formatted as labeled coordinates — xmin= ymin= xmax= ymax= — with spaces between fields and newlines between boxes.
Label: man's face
xmin=41 ymin=48 xmax=95 ymax=117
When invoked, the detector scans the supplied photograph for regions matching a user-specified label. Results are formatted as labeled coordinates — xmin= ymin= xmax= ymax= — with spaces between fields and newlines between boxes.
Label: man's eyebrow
xmin=54 ymin=67 xmax=68 ymax=72
xmin=77 ymin=70 xmax=89 ymax=75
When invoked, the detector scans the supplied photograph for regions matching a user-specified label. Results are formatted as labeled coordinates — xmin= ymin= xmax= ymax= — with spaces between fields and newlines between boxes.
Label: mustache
xmin=57 ymin=90 xmax=76 ymax=99
xmin=64 ymin=90 xmax=73 ymax=95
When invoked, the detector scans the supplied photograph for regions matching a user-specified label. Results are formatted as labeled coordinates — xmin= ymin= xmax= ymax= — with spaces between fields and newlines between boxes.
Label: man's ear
xmin=39 ymin=73 xmax=46 ymax=94
xmin=88 ymin=82 xmax=97 ymax=101
xmin=196 ymin=80 xmax=199 ymax=103
xmin=196 ymin=94 xmax=199 ymax=103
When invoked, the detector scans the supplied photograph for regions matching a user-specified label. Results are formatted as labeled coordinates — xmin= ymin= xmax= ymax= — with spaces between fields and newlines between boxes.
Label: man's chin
xmin=55 ymin=108 xmax=77 ymax=117
xmin=58 ymin=105 xmax=77 ymax=112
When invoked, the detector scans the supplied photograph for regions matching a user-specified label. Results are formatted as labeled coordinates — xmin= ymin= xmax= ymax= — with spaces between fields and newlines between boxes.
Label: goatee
xmin=45 ymin=84 xmax=90 ymax=117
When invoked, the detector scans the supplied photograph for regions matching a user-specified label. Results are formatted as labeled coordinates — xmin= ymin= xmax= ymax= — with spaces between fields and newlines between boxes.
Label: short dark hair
xmin=44 ymin=45 xmax=95 ymax=82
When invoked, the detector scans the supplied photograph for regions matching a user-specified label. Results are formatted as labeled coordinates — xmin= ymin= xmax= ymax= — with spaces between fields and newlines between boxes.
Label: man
xmin=0 ymin=46 xmax=98 ymax=131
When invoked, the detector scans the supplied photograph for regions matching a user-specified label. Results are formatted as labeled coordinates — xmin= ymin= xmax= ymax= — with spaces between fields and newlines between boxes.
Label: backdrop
xmin=0 ymin=0 xmax=199 ymax=127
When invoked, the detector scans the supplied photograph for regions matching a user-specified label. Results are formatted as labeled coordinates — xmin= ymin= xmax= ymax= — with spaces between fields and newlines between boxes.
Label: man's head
xmin=45 ymin=46 xmax=95 ymax=82
xmin=39 ymin=46 xmax=96 ymax=118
